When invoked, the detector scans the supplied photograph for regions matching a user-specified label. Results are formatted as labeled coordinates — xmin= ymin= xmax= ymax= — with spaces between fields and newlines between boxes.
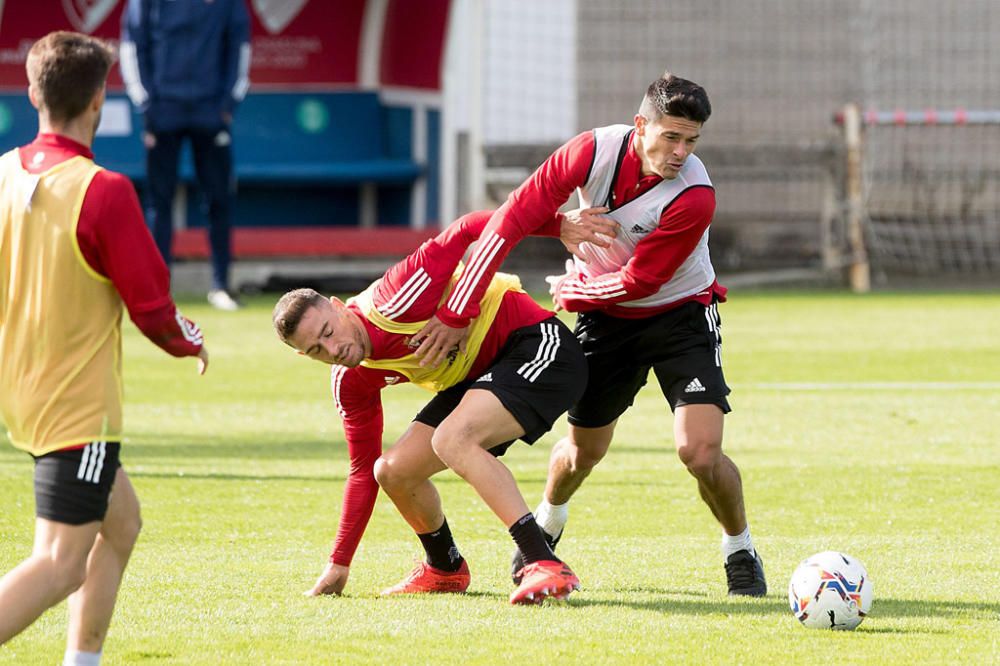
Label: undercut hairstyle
xmin=638 ymin=72 xmax=712 ymax=124
xmin=26 ymin=31 xmax=114 ymax=124
xmin=273 ymin=288 xmax=326 ymax=344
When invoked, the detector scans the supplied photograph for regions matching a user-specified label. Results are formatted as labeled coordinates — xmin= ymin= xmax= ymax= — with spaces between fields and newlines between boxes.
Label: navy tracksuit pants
xmin=145 ymin=127 xmax=234 ymax=291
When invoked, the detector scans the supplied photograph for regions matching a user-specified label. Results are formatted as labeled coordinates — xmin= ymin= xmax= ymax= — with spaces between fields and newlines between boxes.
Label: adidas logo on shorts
xmin=477 ymin=372 xmax=493 ymax=383
xmin=684 ymin=378 xmax=707 ymax=393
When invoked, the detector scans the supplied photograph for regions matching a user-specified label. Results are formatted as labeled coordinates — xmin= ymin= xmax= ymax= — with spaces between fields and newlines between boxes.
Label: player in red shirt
xmin=272 ymin=211 xmax=613 ymax=605
xmin=413 ymin=73 xmax=766 ymax=596
xmin=0 ymin=33 xmax=207 ymax=664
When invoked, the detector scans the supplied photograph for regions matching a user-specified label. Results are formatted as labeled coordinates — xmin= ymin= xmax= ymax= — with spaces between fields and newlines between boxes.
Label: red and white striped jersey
xmin=434 ymin=126 xmax=726 ymax=325
xmin=567 ymin=124 xmax=718 ymax=312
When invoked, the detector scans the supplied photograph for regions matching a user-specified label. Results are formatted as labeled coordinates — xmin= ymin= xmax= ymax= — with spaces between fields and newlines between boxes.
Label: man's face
xmin=287 ymin=299 xmax=369 ymax=367
xmin=634 ymin=113 xmax=702 ymax=180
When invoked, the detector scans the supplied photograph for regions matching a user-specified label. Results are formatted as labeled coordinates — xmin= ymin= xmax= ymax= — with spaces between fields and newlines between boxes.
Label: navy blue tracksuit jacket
xmin=120 ymin=0 xmax=251 ymax=132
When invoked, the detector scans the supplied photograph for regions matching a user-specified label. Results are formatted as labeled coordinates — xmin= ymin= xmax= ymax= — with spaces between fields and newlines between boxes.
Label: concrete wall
xmin=574 ymin=0 xmax=1000 ymax=272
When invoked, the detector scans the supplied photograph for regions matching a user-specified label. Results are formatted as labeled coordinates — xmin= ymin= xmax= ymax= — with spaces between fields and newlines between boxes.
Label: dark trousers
xmin=146 ymin=127 xmax=234 ymax=291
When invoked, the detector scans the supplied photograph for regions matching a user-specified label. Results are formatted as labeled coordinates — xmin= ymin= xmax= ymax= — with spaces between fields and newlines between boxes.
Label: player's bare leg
xmin=673 ymin=404 xmax=745 ymax=534
xmin=66 ymin=468 xmax=142 ymax=653
xmin=433 ymin=389 xmax=580 ymax=604
xmin=544 ymin=422 xmax=617 ymax=505
xmin=430 ymin=389 xmax=529 ymax=526
xmin=509 ymin=422 xmax=617 ymax=584
xmin=375 ymin=422 xmax=468 ymax=595
xmin=374 ymin=421 xmax=449 ymax=533
xmin=675 ymin=403 xmax=765 ymax=596
xmin=0 ymin=518 xmax=99 ymax=644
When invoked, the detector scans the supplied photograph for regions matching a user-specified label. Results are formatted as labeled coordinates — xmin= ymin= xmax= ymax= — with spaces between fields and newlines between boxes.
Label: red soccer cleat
xmin=380 ymin=560 xmax=471 ymax=595
xmin=509 ymin=560 xmax=580 ymax=605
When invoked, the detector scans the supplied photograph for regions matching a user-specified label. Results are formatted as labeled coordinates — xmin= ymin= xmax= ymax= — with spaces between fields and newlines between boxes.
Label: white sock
xmin=534 ymin=499 xmax=568 ymax=539
xmin=63 ymin=650 xmax=101 ymax=666
xmin=721 ymin=525 xmax=755 ymax=561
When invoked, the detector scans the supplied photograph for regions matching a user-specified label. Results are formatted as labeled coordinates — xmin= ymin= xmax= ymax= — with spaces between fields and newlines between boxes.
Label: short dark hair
xmin=26 ymin=31 xmax=114 ymax=124
xmin=638 ymin=72 xmax=711 ymax=124
xmin=273 ymin=288 xmax=326 ymax=344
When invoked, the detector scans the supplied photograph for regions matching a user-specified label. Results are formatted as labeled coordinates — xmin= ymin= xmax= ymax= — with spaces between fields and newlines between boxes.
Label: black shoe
xmin=725 ymin=549 xmax=767 ymax=596
xmin=510 ymin=529 xmax=562 ymax=585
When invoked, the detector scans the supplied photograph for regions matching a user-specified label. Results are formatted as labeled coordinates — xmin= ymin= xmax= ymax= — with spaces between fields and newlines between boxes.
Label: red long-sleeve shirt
xmin=18 ymin=134 xmax=203 ymax=356
xmin=437 ymin=130 xmax=725 ymax=325
xmin=327 ymin=210 xmax=554 ymax=566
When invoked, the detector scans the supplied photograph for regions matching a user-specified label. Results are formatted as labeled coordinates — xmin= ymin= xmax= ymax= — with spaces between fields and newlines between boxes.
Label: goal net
xmin=856 ymin=0 xmax=1000 ymax=277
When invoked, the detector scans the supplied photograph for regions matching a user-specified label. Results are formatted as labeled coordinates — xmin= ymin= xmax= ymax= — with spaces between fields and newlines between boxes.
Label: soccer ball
xmin=788 ymin=551 xmax=873 ymax=630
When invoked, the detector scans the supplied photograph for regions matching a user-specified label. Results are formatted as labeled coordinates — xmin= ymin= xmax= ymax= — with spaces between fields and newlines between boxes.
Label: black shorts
xmin=415 ymin=317 xmax=587 ymax=457
xmin=34 ymin=441 xmax=122 ymax=525
xmin=568 ymin=301 xmax=731 ymax=428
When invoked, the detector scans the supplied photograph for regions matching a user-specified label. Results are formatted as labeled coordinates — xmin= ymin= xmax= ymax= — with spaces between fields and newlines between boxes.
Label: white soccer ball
xmin=788 ymin=551 xmax=873 ymax=630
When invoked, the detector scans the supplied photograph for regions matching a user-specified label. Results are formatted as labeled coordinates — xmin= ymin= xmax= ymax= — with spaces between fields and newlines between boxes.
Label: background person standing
xmin=120 ymin=0 xmax=251 ymax=311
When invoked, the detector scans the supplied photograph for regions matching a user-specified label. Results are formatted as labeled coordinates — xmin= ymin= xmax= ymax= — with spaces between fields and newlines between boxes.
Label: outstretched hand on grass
xmin=305 ymin=562 xmax=350 ymax=597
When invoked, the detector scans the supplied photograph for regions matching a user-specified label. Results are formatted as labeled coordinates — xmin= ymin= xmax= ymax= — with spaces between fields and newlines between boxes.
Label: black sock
xmin=417 ymin=517 xmax=464 ymax=572
xmin=509 ymin=513 xmax=560 ymax=566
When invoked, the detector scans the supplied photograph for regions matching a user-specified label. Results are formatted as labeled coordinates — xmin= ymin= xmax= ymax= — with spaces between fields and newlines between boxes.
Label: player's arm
xmin=410 ymin=133 xmax=599 ymax=366
xmin=552 ymin=186 xmax=716 ymax=312
xmin=307 ymin=367 xmax=386 ymax=596
xmin=220 ymin=0 xmax=251 ymax=120
xmin=435 ymin=132 xmax=595 ymax=327
xmin=366 ymin=209 xmax=515 ymax=324
xmin=77 ymin=170 xmax=207 ymax=372
xmin=119 ymin=0 xmax=153 ymax=114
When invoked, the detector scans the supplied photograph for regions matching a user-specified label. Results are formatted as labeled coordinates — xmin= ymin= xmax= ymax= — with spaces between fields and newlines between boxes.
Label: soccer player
xmin=272 ymin=210 xmax=614 ymax=605
xmin=0 ymin=32 xmax=209 ymax=664
xmin=410 ymin=73 xmax=767 ymax=596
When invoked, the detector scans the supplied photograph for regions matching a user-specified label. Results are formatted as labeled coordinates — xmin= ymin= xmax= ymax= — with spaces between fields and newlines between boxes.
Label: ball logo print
xmin=788 ymin=551 xmax=873 ymax=630
xmin=252 ymin=0 xmax=308 ymax=34
xmin=62 ymin=0 xmax=119 ymax=34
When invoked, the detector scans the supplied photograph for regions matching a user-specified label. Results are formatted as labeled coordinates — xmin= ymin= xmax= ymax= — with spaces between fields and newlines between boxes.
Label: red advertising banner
xmin=0 ymin=0 xmax=363 ymax=90
xmin=380 ymin=0 xmax=450 ymax=90
xmin=0 ymin=1 xmax=126 ymax=89
xmin=248 ymin=0 xmax=364 ymax=88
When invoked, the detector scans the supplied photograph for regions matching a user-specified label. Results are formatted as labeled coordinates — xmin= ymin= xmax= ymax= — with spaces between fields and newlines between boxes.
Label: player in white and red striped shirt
xmin=415 ymin=73 xmax=766 ymax=597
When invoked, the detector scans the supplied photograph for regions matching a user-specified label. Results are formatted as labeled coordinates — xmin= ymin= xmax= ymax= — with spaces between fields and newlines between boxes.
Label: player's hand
xmin=544 ymin=259 xmax=576 ymax=312
xmin=142 ymin=132 xmax=156 ymax=149
xmin=196 ymin=347 xmax=209 ymax=375
xmin=304 ymin=562 xmax=350 ymax=597
xmin=411 ymin=316 xmax=469 ymax=368
xmin=559 ymin=206 xmax=618 ymax=263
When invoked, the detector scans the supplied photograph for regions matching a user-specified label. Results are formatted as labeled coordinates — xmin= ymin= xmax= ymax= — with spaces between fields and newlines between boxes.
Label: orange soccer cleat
xmin=509 ymin=560 xmax=580 ymax=605
xmin=380 ymin=560 xmax=471 ymax=595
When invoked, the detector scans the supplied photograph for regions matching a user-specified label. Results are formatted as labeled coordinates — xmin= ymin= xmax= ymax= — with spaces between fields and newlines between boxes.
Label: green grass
xmin=1 ymin=291 xmax=998 ymax=664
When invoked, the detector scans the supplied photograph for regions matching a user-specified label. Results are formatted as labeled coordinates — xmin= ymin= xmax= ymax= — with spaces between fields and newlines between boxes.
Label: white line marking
xmin=746 ymin=382 xmax=1000 ymax=391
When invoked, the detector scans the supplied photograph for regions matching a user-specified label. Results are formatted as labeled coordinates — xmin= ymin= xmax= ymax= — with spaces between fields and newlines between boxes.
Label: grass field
xmin=1 ymin=291 xmax=998 ymax=664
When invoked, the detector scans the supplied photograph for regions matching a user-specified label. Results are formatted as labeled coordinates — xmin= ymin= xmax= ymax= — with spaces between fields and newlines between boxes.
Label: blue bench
xmin=0 ymin=91 xmax=425 ymax=229
xmin=88 ymin=91 xmax=421 ymax=184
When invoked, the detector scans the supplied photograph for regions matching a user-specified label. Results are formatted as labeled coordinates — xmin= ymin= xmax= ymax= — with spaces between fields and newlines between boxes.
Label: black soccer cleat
xmin=510 ymin=529 xmax=562 ymax=585
xmin=725 ymin=549 xmax=767 ymax=596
